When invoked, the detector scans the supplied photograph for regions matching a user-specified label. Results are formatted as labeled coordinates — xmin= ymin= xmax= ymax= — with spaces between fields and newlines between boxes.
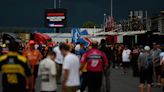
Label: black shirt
xmin=0 ymin=52 xmax=32 ymax=92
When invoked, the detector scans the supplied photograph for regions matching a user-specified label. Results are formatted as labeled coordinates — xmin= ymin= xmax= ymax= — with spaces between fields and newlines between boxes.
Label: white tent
xmin=95 ymin=30 xmax=147 ymax=36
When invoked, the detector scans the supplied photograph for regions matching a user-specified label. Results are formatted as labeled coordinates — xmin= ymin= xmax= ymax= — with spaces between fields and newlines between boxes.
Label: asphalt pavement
xmin=0 ymin=68 xmax=161 ymax=92
xmin=110 ymin=68 xmax=160 ymax=92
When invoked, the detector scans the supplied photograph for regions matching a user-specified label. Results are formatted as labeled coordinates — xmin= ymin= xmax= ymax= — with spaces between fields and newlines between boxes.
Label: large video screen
xmin=45 ymin=9 xmax=67 ymax=28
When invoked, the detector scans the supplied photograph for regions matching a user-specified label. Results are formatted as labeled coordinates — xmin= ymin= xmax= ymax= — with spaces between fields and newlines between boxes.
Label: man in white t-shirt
xmin=53 ymin=46 xmax=64 ymax=83
xmin=59 ymin=43 xmax=80 ymax=92
xmin=122 ymin=45 xmax=131 ymax=74
xmin=38 ymin=51 xmax=57 ymax=92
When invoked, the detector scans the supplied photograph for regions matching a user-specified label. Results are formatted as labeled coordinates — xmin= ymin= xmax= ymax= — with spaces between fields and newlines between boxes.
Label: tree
xmin=82 ymin=21 xmax=97 ymax=28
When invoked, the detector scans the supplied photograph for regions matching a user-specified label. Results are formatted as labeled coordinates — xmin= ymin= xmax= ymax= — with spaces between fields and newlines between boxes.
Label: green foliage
xmin=82 ymin=21 xmax=97 ymax=28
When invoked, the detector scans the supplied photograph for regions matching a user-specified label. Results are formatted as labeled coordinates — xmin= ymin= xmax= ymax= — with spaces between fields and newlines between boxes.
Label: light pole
xmin=59 ymin=0 xmax=61 ymax=8
xmin=111 ymin=0 xmax=113 ymax=17
xmin=54 ymin=0 xmax=56 ymax=8
xmin=53 ymin=0 xmax=57 ymax=33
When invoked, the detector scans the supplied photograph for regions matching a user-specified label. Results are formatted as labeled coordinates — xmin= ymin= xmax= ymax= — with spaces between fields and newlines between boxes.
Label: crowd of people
xmin=0 ymin=38 xmax=164 ymax=92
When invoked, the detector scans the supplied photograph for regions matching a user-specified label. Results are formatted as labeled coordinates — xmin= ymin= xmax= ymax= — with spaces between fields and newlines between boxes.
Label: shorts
xmin=87 ymin=71 xmax=103 ymax=88
xmin=122 ymin=62 xmax=130 ymax=68
xmin=140 ymin=67 xmax=153 ymax=84
xmin=56 ymin=63 xmax=62 ymax=81
xmin=62 ymin=86 xmax=77 ymax=92
xmin=155 ymin=66 xmax=161 ymax=76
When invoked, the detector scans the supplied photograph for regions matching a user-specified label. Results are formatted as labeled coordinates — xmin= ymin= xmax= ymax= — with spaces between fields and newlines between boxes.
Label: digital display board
xmin=45 ymin=9 xmax=67 ymax=28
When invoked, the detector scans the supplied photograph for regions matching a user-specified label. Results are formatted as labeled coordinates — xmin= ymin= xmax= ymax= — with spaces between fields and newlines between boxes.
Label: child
xmin=38 ymin=51 xmax=57 ymax=92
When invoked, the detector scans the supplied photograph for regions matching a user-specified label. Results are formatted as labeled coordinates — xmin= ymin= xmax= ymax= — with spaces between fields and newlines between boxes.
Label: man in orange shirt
xmin=23 ymin=40 xmax=43 ymax=91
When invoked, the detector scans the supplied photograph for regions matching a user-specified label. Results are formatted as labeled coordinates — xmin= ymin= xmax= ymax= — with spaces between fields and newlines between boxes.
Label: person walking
xmin=75 ymin=43 xmax=86 ymax=59
xmin=138 ymin=46 xmax=153 ymax=92
xmin=116 ymin=45 xmax=123 ymax=68
xmin=53 ymin=45 xmax=64 ymax=84
xmin=75 ymin=43 xmax=87 ymax=92
xmin=122 ymin=45 xmax=131 ymax=74
xmin=99 ymin=39 xmax=111 ymax=92
xmin=151 ymin=42 xmax=161 ymax=87
xmin=38 ymin=51 xmax=57 ymax=92
xmin=110 ymin=45 xmax=116 ymax=69
xmin=0 ymin=41 xmax=32 ymax=92
xmin=81 ymin=41 xmax=109 ymax=92
xmin=23 ymin=40 xmax=43 ymax=91
xmin=60 ymin=43 xmax=80 ymax=92
xmin=131 ymin=45 xmax=140 ymax=77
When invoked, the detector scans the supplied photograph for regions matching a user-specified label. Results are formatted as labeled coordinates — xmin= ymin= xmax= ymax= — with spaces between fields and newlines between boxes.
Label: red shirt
xmin=81 ymin=48 xmax=108 ymax=72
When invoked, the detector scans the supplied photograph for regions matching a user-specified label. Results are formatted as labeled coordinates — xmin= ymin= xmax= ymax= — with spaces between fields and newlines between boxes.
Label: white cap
xmin=75 ymin=44 xmax=80 ymax=51
xmin=144 ymin=46 xmax=150 ymax=51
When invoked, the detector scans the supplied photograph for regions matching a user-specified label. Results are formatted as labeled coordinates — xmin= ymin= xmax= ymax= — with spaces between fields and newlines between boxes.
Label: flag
xmin=71 ymin=28 xmax=81 ymax=43
xmin=77 ymin=37 xmax=92 ymax=47
xmin=81 ymin=30 xmax=89 ymax=35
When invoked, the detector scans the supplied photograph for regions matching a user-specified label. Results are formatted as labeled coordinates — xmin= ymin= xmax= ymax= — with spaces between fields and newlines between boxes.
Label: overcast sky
xmin=0 ymin=0 xmax=163 ymax=27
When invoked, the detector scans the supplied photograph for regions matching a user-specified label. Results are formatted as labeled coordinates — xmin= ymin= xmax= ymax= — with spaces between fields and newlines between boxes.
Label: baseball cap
xmin=29 ymin=40 xmax=35 ymax=45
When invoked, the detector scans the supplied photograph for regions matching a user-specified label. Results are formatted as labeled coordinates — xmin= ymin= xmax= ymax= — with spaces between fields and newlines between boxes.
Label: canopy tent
xmin=95 ymin=30 xmax=147 ymax=36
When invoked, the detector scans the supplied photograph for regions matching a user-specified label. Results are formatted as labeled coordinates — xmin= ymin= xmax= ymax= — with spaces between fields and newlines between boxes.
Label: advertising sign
xmin=45 ymin=9 xmax=67 ymax=28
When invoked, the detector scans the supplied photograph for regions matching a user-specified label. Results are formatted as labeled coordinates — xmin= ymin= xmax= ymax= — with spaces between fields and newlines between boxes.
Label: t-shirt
xmin=81 ymin=48 xmax=109 ymax=72
xmin=76 ymin=49 xmax=86 ymax=59
xmin=122 ymin=49 xmax=131 ymax=62
xmin=0 ymin=52 xmax=32 ymax=92
xmin=132 ymin=48 xmax=140 ymax=60
xmin=38 ymin=58 xmax=57 ymax=91
xmin=151 ymin=49 xmax=161 ymax=66
xmin=63 ymin=53 xmax=80 ymax=87
xmin=138 ymin=52 xmax=153 ymax=69
xmin=53 ymin=46 xmax=64 ymax=64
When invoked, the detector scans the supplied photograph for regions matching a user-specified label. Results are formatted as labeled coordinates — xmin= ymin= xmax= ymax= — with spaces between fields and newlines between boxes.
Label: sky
xmin=0 ymin=0 xmax=163 ymax=28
